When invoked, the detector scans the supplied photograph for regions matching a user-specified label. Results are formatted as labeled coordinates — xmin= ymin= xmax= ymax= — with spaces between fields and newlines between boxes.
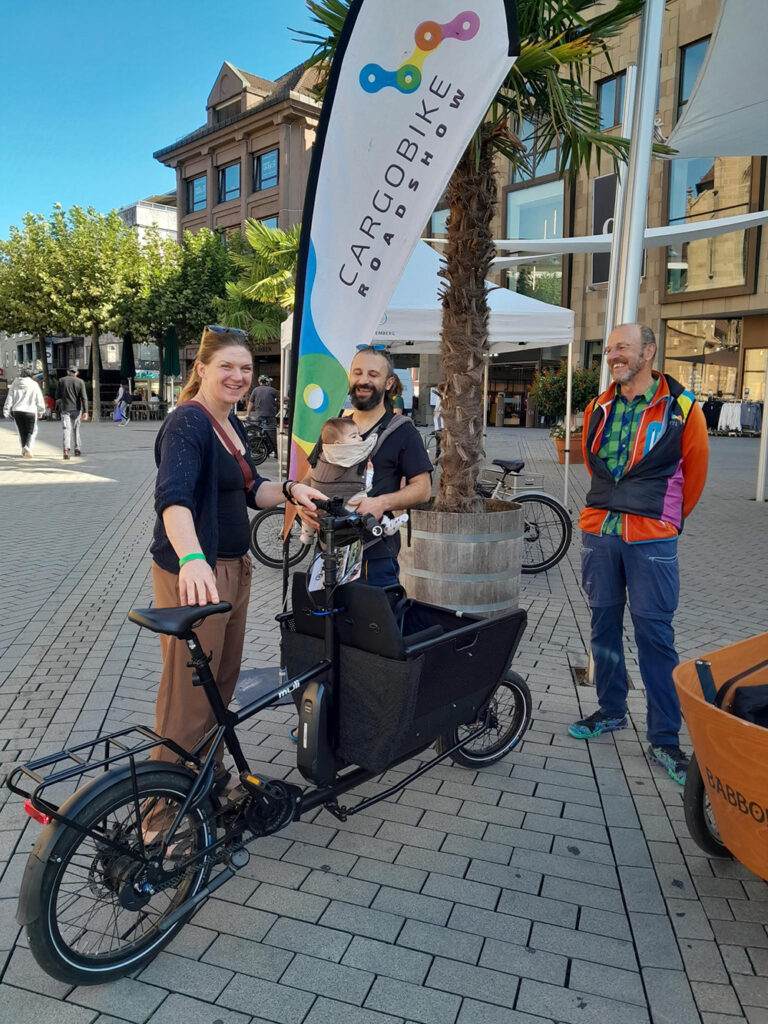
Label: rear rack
xmin=6 ymin=725 xmax=193 ymax=818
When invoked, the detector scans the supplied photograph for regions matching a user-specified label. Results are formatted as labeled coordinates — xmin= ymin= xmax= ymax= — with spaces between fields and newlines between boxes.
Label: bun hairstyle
xmin=178 ymin=326 xmax=252 ymax=404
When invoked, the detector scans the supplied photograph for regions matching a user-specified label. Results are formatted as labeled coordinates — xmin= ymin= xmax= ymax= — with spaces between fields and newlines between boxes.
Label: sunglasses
xmin=205 ymin=324 xmax=249 ymax=337
xmin=355 ymin=343 xmax=388 ymax=352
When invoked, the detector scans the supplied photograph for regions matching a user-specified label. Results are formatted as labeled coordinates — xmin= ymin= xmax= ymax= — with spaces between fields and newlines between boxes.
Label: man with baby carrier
xmin=297 ymin=345 xmax=432 ymax=588
xmin=569 ymin=323 xmax=709 ymax=784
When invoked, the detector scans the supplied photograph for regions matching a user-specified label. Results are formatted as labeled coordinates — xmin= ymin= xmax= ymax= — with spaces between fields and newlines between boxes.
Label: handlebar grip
xmin=361 ymin=514 xmax=383 ymax=538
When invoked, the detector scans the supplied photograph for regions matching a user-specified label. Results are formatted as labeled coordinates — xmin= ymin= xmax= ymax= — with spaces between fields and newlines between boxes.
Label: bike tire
xmin=249 ymin=439 xmax=269 ymax=466
xmin=683 ymin=753 xmax=731 ymax=858
xmin=436 ymin=671 xmax=532 ymax=767
xmin=424 ymin=432 xmax=439 ymax=466
xmin=27 ymin=767 xmax=216 ymax=986
xmin=515 ymin=492 xmax=573 ymax=574
xmin=249 ymin=507 xmax=312 ymax=569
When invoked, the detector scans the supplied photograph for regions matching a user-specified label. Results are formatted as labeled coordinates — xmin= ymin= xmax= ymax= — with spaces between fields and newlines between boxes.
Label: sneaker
xmin=568 ymin=709 xmax=628 ymax=740
xmin=63 ymin=449 xmax=70 ymax=460
xmin=74 ymin=448 xmax=81 ymax=456
xmin=648 ymin=744 xmax=689 ymax=785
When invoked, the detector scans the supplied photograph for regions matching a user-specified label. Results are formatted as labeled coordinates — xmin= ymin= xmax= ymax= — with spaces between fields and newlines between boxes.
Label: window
xmin=186 ymin=175 xmax=207 ymax=213
xmin=429 ymin=209 xmax=448 ymax=237
xmin=665 ymin=156 xmax=753 ymax=295
xmin=678 ymin=38 xmax=709 ymax=120
xmin=214 ymin=99 xmax=242 ymax=124
xmin=260 ymin=217 xmax=278 ymax=229
xmin=663 ymin=319 xmax=741 ymax=399
xmin=505 ymin=179 xmax=564 ymax=304
xmin=597 ymin=72 xmax=626 ymax=130
xmin=743 ymin=349 xmax=766 ymax=402
xmin=253 ymin=149 xmax=279 ymax=192
xmin=509 ymin=116 xmax=559 ymax=184
xmin=217 ymin=163 xmax=240 ymax=204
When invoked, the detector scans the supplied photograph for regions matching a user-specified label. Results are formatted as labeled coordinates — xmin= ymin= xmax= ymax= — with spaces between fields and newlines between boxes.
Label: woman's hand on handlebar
xmin=178 ymin=560 xmax=220 ymax=607
xmin=291 ymin=483 xmax=327 ymax=512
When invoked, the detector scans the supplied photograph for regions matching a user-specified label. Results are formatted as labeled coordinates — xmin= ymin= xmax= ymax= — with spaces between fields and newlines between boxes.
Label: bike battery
xmin=296 ymin=680 xmax=337 ymax=787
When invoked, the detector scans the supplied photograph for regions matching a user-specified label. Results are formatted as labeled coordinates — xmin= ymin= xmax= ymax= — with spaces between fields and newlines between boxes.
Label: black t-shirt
xmin=216 ymin=444 xmax=252 ymax=558
xmin=310 ymin=412 xmax=432 ymax=561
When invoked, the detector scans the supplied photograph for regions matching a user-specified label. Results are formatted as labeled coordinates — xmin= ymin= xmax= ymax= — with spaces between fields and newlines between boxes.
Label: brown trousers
xmin=150 ymin=556 xmax=252 ymax=768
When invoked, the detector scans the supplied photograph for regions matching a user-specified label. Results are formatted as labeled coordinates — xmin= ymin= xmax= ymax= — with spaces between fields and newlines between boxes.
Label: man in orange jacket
xmin=568 ymin=323 xmax=709 ymax=784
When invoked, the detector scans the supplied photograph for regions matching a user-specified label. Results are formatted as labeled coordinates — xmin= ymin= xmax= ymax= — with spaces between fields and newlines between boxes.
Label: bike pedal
xmin=240 ymin=773 xmax=267 ymax=796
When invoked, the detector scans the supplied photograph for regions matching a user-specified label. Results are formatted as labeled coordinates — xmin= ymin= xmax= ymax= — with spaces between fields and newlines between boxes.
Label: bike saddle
xmin=128 ymin=602 xmax=232 ymax=637
xmin=492 ymin=458 xmax=525 ymax=473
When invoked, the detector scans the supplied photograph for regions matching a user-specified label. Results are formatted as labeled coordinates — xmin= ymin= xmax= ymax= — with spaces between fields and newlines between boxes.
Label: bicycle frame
xmin=8 ymin=500 xmax=499 ymax=869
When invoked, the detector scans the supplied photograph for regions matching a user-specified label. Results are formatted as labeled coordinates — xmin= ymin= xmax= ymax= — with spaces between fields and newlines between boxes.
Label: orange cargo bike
xmin=674 ymin=632 xmax=768 ymax=879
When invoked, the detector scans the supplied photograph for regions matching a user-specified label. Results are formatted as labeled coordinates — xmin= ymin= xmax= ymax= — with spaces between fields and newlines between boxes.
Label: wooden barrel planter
xmin=399 ymin=500 xmax=523 ymax=617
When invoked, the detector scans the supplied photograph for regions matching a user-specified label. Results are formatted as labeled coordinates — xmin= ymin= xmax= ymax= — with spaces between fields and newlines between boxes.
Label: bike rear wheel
xmin=27 ymin=767 xmax=215 ymax=986
xmin=250 ymin=507 xmax=312 ymax=568
xmin=424 ymin=431 xmax=440 ymax=465
xmin=436 ymin=672 xmax=532 ymax=767
xmin=516 ymin=493 xmax=572 ymax=574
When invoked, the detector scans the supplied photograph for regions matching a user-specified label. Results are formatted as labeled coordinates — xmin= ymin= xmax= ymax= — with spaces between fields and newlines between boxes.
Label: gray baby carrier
xmin=308 ymin=414 xmax=411 ymax=503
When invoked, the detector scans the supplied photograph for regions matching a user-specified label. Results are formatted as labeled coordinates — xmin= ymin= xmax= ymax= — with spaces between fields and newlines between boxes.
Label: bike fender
xmin=16 ymin=761 xmax=197 ymax=925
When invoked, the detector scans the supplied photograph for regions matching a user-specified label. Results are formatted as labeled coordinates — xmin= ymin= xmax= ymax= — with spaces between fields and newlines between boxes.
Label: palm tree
xmin=216 ymin=220 xmax=301 ymax=341
xmin=297 ymin=0 xmax=645 ymax=511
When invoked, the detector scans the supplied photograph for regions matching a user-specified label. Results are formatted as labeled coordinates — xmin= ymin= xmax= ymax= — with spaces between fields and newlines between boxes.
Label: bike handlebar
xmin=313 ymin=498 xmax=383 ymax=538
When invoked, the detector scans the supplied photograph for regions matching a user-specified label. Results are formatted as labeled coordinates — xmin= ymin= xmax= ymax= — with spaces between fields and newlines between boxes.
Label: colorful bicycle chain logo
xmin=360 ymin=10 xmax=480 ymax=94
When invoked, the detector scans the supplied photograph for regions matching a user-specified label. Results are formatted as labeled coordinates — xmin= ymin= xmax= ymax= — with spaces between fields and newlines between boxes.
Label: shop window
xmin=663 ymin=319 xmax=741 ymax=399
xmin=253 ymin=149 xmax=278 ymax=192
xmin=186 ymin=175 xmax=207 ymax=213
xmin=597 ymin=72 xmax=626 ymax=130
xmin=217 ymin=163 xmax=240 ymax=204
xmin=742 ymin=349 xmax=766 ymax=402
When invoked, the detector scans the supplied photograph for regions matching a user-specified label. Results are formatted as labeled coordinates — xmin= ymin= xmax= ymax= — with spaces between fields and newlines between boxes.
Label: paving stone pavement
xmin=1 ymin=415 xmax=767 ymax=1024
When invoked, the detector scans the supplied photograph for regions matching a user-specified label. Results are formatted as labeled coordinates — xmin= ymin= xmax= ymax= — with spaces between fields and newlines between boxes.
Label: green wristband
xmin=179 ymin=552 xmax=206 ymax=568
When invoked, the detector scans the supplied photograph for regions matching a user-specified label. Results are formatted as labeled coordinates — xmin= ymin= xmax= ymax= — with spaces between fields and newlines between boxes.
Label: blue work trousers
xmin=580 ymin=532 xmax=682 ymax=746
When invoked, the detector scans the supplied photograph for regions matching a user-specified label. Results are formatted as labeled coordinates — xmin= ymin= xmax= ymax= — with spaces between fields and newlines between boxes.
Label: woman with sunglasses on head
xmin=147 ymin=325 xmax=325 ymax=799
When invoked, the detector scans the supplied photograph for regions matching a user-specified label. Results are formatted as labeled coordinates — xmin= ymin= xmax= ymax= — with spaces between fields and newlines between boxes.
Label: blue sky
xmin=0 ymin=0 xmax=321 ymax=238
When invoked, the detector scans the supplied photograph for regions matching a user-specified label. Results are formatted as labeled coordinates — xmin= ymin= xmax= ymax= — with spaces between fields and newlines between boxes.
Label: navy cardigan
xmin=150 ymin=404 xmax=266 ymax=574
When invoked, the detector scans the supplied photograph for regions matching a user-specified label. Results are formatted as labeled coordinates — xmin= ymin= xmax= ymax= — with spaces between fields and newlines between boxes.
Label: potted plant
xmin=529 ymin=362 xmax=599 ymax=464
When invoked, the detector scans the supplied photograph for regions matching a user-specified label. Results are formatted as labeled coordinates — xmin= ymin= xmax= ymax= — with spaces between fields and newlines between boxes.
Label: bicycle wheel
xmin=516 ymin=493 xmax=572 ymax=574
xmin=683 ymin=754 xmax=731 ymax=858
xmin=436 ymin=671 xmax=532 ymax=767
xmin=27 ymin=767 xmax=216 ymax=986
xmin=249 ymin=439 xmax=269 ymax=466
xmin=250 ymin=507 xmax=312 ymax=568
xmin=424 ymin=432 xmax=440 ymax=465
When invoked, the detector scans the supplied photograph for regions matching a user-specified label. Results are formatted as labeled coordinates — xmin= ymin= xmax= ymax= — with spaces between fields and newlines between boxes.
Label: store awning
xmin=666 ymin=0 xmax=768 ymax=158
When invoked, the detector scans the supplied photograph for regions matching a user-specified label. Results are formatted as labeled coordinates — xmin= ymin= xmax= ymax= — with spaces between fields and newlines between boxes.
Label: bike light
xmin=24 ymin=799 xmax=52 ymax=825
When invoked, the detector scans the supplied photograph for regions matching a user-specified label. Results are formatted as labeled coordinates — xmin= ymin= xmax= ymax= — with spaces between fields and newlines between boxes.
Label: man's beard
xmin=610 ymin=352 xmax=645 ymax=385
xmin=349 ymin=381 xmax=385 ymax=411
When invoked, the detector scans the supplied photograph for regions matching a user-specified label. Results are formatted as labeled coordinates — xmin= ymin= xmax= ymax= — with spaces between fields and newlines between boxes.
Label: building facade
xmin=117 ymin=192 xmax=178 ymax=243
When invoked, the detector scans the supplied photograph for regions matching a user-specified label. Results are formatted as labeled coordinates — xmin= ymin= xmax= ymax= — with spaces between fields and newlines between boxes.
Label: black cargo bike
xmin=7 ymin=499 xmax=530 ymax=985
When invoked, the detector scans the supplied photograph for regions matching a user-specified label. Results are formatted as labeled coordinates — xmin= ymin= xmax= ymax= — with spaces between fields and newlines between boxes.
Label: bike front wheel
xmin=250 ymin=507 xmax=312 ymax=568
xmin=27 ymin=767 xmax=216 ymax=986
xmin=436 ymin=671 xmax=532 ymax=767
xmin=683 ymin=753 xmax=731 ymax=858
xmin=515 ymin=493 xmax=572 ymax=574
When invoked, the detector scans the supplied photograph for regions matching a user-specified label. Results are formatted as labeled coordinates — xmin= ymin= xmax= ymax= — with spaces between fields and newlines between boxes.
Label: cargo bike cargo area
xmin=6 ymin=499 xmax=530 ymax=985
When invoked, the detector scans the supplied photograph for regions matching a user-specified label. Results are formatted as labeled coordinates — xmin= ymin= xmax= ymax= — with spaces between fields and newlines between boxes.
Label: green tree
xmin=47 ymin=205 xmax=142 ymax=420
xmin=216 ymin=220 xmax=301 ymax=342
xmin=299 ymin=0 xmax=645 ymax=511
xmin=0 ymin=212 xmax=62 ymax=393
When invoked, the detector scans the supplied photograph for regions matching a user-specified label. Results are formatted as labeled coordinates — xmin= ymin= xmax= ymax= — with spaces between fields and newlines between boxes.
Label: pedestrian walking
xmin=3 ymin=370 xmax=45 ymax=457
xmin=569 ymin=323 xmax=709 ymax=784
xmin=55 ymin=366 xmax=88 ymax=459
xmin=146 ymin=325 xmax=324 ymax=832
xmin=246 ymin=374 xmax=279 ymax=456
xmin=114 ymin=380 xmax=130 ymax=424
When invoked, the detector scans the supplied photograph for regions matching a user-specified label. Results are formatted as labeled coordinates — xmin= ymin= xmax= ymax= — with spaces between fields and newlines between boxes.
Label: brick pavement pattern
xmin=1 ymin=416 xmax=767 ymax=1024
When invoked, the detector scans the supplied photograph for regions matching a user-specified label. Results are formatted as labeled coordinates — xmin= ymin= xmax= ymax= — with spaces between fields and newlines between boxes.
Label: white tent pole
xmin=600 ymin=63 xmax=637 ymax=393
xmin=756 ymin=347 xmax=768 ymax=502
xmin=564 ymin=341 xmax=574 ymax=509
xmin=607 ymin=0 xmax=665 ymax=330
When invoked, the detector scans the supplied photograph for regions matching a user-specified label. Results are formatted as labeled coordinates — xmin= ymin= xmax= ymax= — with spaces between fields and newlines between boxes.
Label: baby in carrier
xmin=299 ymin=416 xmax=408 ymax=544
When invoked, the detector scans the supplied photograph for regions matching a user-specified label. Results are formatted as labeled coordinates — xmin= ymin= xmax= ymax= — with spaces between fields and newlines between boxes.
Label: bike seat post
xmin=185 ymin=632 xmax=247 ymax=772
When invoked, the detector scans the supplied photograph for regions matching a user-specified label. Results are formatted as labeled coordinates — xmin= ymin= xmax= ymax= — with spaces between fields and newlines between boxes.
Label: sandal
xmin=290 ymin=727 xmax=298 ymax=743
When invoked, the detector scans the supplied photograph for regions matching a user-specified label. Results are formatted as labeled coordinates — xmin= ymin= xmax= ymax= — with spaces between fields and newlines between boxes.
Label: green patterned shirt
xmin=598 ymin=378 xmax=659 ymax=536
